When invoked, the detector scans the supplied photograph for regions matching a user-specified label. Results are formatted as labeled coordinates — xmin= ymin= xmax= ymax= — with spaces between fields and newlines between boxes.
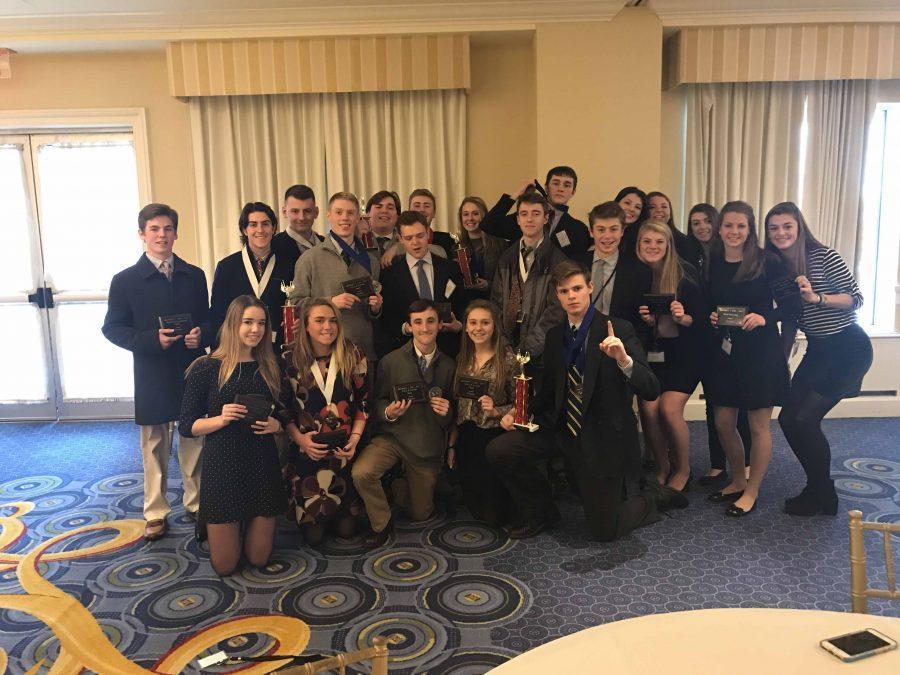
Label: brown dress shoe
xmin=144 ymin=518 xmax=167 ymax=541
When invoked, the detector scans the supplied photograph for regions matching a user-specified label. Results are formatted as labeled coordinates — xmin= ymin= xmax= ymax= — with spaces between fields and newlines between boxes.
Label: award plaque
xmin=392 ymin=381 xmax=428 ymax=403
xmin=435 ymin=302 xmax=453 ymax=323
xmin=455 ymin=375 xmax=491 ymax=400
xmin=311 ymin=429 xmax=349 ymax=450
xmin=643 ymin=293 xmax=675 ymax=315
xmin=280 ymin=280 xmax=297 ymax=346
xmin=234 ymin=394 xmax=274 ymax=426
xmin=342 ymin=276 xmax=376 ymax=299
xmin=769 ymin=276 xmax=801 ymax=304
xmin=716 ymin=305 xmax=748 ymax=328
xmin=158 ymin=313 xmax=192 ymax=337
xmin=512 ymin=352 xmax=539 ymax=432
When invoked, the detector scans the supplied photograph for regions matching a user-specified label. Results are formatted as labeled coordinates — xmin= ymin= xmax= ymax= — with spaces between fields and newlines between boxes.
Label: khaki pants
xmin=351 ymin=436 xmax=438 ymax=533
xmin=140 ymin=422 xmax=202 ymax=521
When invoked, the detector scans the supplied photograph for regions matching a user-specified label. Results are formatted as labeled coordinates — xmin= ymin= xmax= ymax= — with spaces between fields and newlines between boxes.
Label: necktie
xmin=521 ymin=246 xmax=534 ymax=274
xmin=377 ymin=236 xmax=391 ymax=251
xmin=255 ymin=256 xmax=265 ymax=278
xmin=565 ymin=364 xmax=584 ymax=437
xmin=416 ymin=259 xmax=433 ymax=300
xmin=505 ymin=274 xmax=524 ymax=337
xmin=159 ymin=260 xmax=171 ymax=281
xmin=418 ymin=355 xmax=429 ymax=377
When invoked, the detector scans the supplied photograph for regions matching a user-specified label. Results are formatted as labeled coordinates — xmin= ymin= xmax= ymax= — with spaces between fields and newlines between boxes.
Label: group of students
xmin=103 ymin=166 xmax=872 ymax=576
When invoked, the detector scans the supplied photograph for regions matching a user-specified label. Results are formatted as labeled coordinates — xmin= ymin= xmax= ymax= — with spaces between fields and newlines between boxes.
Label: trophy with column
xmin=450 ymin=233 xmax=478 ymax=288
xmin=357 ymin=193 xmax=378 ymax=251
xmin=280 ymin=280 xmax=297 ymax=348
xmin=513 ymin=351 xmax=539 ymax=432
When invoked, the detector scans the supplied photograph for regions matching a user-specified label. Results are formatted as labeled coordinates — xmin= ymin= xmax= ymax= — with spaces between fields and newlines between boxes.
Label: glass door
xmin=0 ymin=133 xmax=143 ymax=421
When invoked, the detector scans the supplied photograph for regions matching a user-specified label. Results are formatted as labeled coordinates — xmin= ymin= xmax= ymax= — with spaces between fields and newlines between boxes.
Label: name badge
xmin=555 ymin=230 xmax=571 ymax=248
xmin=721 ymin=336 xmax=733 ymax=355
xmin=445 ymin=279 xmax=457 ymax=297
xmin=647 ymin=351 xmax=665 ymax=363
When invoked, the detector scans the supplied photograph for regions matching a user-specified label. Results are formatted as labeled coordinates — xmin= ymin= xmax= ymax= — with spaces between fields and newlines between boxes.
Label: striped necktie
xmin=565 ymin=363 xmax=584 ymax=437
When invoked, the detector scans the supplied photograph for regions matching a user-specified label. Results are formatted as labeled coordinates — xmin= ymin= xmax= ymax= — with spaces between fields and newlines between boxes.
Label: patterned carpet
xmin=0 ymin=418 xmax=898 ymax=673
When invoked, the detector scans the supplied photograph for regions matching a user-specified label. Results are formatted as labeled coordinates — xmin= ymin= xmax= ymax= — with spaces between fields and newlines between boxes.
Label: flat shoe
xmin=144 ymin=518 xmax=167 ymax=541
xmin=699 ymin=472 xmax=728 ymax=488
xmin=707 ymin=490 xmax=743 ymax=504
xmin=726 ymin=501 xmax=757 ymax=517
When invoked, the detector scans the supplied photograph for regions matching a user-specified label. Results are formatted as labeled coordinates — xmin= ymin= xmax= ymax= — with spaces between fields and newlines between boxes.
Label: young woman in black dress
xmin=280 ymin=298 xmax=370 ymax=545
xmin=765 ymin=202 xmax=873 ymax=516
xmin=614 ymin=186 xmax=647 ymax=258
xmin=179 ymin=295 xmax=285 ymax=575
xmin=636 ymin=221 xmax=701 ymax=492
xmin=705 ymin=201 xmax=795 ymax=517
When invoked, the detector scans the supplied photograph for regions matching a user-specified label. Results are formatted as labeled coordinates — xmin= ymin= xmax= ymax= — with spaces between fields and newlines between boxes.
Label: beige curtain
xmin=684 ymin=82 xmax=807 ymax=229
xmin=801 ymin=80 xmax=877 ymax=270
xmin=189 ymin=89 xmax=466 ymax=278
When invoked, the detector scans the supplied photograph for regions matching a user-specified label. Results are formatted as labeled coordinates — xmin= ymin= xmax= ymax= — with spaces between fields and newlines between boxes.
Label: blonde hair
xmin=637 ymin=220 xmax=684 ymax=296
xmin=291 ymin=298 xmax=361 ymax=391
xmin=196 ymin=295 xmax=281 ymax=397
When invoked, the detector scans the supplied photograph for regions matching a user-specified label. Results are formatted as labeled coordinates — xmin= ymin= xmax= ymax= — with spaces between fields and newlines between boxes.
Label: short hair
xmin=407 ymin=298 xmax=438 ymax=322
xmin=588 ymin=201 xmax=626 ymax=227
xmin=408 ymin=188 xmax=436 ymax=208
xmin=366 ymin=190 xmax=401 ymax=214
xmin=545 ymin=165 xmax=578 ymax=190
xmin=138 ymin=203 xmax=178 ymax=232
xmin=515 ymin=191 xmax=550 ymax=216
xmin=328 ymin=191 xmax=360 ymax=209
xmin=238 ymin=201 xmax=278 ymax=245
xmin=283 ymin=184 xmax=316 ymax=203
xmin=551 ymin=259 xmax=590 ymax=288
xmin=397 ymin=210 xmax=428 ymax=231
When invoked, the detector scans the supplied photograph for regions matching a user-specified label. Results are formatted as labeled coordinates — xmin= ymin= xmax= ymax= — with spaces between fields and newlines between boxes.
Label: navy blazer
xmin=271 ymin=230 xmax=324 ymax=275
xmin=209 ymin=248 xmax=295 ymax=348
xmin=379 ymin=254 xmax=466 ymax=357
xmin=102 ymin=254 xmax=212 ymax=425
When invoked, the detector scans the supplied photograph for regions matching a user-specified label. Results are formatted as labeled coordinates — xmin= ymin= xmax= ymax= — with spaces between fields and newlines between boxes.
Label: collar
xmin=406 ymin=252 xmax=433 ymax=270
xmin=552 ymin=203 xmax=570 ymax=213
xmin=414 ymin=342 xmax=438 ymax=367
xmin=286 ymin=227 xmax=318 ymax=248
xmin=248 ymin=246 xmax=271 ymax=262
xmin=569 ymin=310 xmax=590 ymax=332
xmin=521 ymin=237 xmax=543 ymax=254
xmin=593 ymin=249 xmax=619 ymax=266
xmin=145 ymin=251 xmax=175 ymax=269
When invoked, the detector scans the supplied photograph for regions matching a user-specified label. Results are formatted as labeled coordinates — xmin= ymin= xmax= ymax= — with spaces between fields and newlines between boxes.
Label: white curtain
xmin=189 ymin=90 xmax=466 ymax=278
xmin=801 ymin=80 xmax=877 ymax=270
xmin=684 ymin=82 xmax=807 ymax=230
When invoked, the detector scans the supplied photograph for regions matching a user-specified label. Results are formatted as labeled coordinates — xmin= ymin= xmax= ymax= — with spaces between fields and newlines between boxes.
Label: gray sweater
xmin=374 ymin=341 xmax=456 ymax=467
xmin=291 ymin=234 xmax=381 ymax=360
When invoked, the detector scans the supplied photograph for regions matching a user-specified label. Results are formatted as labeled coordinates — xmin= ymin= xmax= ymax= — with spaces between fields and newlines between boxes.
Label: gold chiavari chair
xmin=848 ymin=509 xmax=900 ymax=613
xmin=280 ymin=635 xmax=402 ymax=675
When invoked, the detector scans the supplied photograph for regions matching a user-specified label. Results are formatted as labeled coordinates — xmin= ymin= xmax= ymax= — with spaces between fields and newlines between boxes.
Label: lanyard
xmin=590 ymin=258 xmax=619 ymax=306
xmin=329 ymin=231 xmax=371 ymax=273
xmin=241 ymin=247 xmax=276 ymax=299
xmin=309 ymin=354 xmax=338 ymax=405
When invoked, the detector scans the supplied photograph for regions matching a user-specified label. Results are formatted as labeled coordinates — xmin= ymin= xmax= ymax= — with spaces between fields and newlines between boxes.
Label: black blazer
xmin=479 ymin=193 xmax=590 ymax=260
xmin=379 ymin=254 xmax=466 ymax=357
xmin=271 ymin=230 xmax=324 ymax=274
xmin=574 ymin=249 xmax=653 ymax=345
xmin=209 ymin=248 xmax=295 ymax=347
xmin=103 ymin=254 xmax=212 ymax=426
xmin=430 ymin=230 xmax=456 ymax=260
xmin=532 ymin=314 xmax=660 ymax=479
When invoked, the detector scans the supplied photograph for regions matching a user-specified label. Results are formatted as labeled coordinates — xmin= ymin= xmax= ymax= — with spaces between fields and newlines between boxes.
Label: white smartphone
xmin=820 ymin=628 xmax=897 ymax=662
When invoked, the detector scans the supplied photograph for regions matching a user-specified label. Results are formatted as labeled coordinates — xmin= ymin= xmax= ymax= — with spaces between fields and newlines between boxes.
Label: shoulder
xmin=186 ymin=355 xmax=220 ymax=380
xmin=215 ymin=251 xmax=242 ymax=270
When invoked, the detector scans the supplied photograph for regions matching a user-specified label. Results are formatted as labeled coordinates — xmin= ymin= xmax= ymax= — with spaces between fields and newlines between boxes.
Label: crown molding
xmin=657 ymin=8 xmax=900 ymax=27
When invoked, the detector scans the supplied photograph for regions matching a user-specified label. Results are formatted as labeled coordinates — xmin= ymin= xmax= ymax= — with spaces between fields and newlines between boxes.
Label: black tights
xmin=302 ymin=515 xmax=358 ymax=547
xmin=778 ymin=383 xmax=841 ymax=493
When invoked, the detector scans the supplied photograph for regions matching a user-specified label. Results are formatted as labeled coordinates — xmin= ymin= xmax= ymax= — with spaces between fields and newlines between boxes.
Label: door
xmin=0 ymin=133 xmax=144 ymax=420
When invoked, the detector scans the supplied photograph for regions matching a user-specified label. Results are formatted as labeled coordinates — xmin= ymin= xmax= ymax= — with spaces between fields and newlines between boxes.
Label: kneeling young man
xmin=352 ymin=299 xmax=455 ymax=547
xmin=486 ymin=260 xmax=661 ymax=541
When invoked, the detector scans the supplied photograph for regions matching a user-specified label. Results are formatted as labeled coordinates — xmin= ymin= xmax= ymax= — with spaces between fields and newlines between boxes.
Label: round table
xmin=491 ymin=608 xmax=900 ymax=673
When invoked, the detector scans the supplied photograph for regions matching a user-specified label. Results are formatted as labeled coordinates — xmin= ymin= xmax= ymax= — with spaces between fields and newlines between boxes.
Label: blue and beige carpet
xmin=1 ymin=419 xmax=898 ymax=673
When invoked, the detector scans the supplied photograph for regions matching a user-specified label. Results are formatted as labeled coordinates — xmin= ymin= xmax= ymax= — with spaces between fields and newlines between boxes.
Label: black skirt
xmin=792 ymin=323 xmax=873 ymax=400
xmin=648 ymin=337 xmax=701 ymax=395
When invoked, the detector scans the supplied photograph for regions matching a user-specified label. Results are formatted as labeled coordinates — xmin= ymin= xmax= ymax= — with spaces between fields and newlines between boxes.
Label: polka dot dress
xmin=179 ymin=358 xmax=286 ymax=524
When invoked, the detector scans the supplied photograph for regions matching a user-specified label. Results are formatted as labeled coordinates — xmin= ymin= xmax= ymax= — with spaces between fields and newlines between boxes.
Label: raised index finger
xmin=607 ymin=320 xmax=615 ymax=338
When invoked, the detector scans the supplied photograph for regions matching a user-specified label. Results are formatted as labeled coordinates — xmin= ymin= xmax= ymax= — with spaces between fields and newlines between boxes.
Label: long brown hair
xmin=763 ymin=201 xmax=825 ymax=277
xmin=455 ymin=300 xmax=510 ymax=399
xmin=711 ymin=201 xmax=764 ymax=282
xmin=193 ymin=295 xmax=281 ymax=397
xmin=291 ymin=298 xmax=361 ymax=391
xmin=637 ymin=220 xmax=685 ymax=295
xmin=457 ymin=196 xmax=502 ymax=259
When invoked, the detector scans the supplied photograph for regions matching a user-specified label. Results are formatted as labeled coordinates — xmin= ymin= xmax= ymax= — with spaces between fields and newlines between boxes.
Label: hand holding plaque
xmin=342 ymin=276 xmax=376 ymax=300
xmin=233 ymin=394 xmax=274 ymax=428
xmin=455 ymin=375 xmax=491 ymax=400
xmin=158 ymin=313 xmax=192 ymax=337
xmin=392 ymin=381 xmax=428 ymax=403
xmin=643 ymin=294 xmax=675 ymax=315
xmin=716 ymin=305 xmax=748 ymax=328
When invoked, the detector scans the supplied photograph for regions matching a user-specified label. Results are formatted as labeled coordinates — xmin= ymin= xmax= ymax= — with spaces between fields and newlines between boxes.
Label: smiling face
xmin=648 ymin=195 xmax=671 ymax=223
xmin=243 ymin=211 xmax=275 ymax=254
xmin=306 ymin=304 xmax=339 ymax=350
xmin=140 ymin=215 xmax=177 ymax=258
xmin=517 ymin=201 xmax=549 ymax=242
xmin=239 ymin=305 xmax=267 ymax=349
xmin=619 ymin=193 xmax=643 ymax=225
xmin=689 ymin=211 xmax=714 ymax=243
xmin=591 ymin=217 xmax=623 ymax=257
xmin=400 ymin=222 xmax=429 ymax=259
xmin=460 ymin=201 xmax=484 ymax=233
xmin=720 ymin=211 xmax=750 ymax=250
xmin=766 ymin=214 xmax=799 ymax=250
xmin=409 ymin=196 xmax=435 ymax=225
xmin=555 ymin=273 xmax=593 ymax=322
xmin=409 ymin=307 xmax=439 ymax=351
xmin=465 ymin=307 xmax=494 ymax=348
xmin=327 ymin=198 xmax=360 ymax=240
xmin=546 ymin=174 xmax=576 ymax=207
xmin=638 ymin=230 xmax=668 ymax=267
xmin=368 ymin=196 xmax=398 ymax=235
xmin=283 ymin=196 xmax=318 ymax=237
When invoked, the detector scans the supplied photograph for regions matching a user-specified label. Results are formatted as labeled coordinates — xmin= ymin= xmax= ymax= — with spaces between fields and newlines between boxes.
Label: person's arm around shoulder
xmin=102 ymin=271 xmax=164 ymax=355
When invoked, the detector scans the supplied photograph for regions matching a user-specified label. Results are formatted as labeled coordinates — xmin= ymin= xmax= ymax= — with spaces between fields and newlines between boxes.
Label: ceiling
xmin=0 ymin=0 xmax=897 ymax=52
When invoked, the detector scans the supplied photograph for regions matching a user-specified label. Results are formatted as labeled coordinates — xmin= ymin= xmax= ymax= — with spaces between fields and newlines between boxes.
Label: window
xmin=859 ymin=103 xmax=900 ymax=330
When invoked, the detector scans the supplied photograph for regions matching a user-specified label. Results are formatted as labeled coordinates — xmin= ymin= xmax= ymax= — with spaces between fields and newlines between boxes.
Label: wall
xmin=659 ymin=85 xmax=686 ymax=226
xmin=534 ymin=7 xmax=663 ymax=220
xmin=467 ymin=32 xmax=537 ymax=203
xmin=0 ymin=50 xmax=198 ymax=264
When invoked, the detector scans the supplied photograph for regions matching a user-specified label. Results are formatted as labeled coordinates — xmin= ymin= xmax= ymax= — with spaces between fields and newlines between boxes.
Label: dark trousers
xmin=485 ymin=429 xmax=559 ymax=526
xmin=705 ymin=400 xmax=751 ymax=470
xmin=456 ymin=422 xmax=509 ymax=526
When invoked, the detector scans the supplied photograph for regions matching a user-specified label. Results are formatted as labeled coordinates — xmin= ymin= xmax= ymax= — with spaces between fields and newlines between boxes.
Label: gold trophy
xmin=280 ymin=280 xmax=297 ymax=347
xmin=513 ymin=351 xmax=539 ymax=432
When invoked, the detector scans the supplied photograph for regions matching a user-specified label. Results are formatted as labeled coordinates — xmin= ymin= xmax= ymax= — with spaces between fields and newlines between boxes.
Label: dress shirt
xmin=569 ymin=313 xmax=633 ymax=378
xmin=591 ymin=249 xmax=619 ymax=315
xmin=518 ymin=238 xmax=543 ymax=282
xmin=286 ymin=227 xmax=318 ymax=250
xmin=414 ymin=343 xmax=438 ymax=370
xmin=406 ymin=252 xmax=435 ymax=297
xmin=145 ymin=251 xmax=175 ymax=275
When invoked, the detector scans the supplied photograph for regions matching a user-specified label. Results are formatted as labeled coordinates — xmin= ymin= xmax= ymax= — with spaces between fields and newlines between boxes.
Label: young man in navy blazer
xmin=271 ymin=184 xmax=324 ymax=273
xmin=103 ymin=203 xmax=212 ymax=541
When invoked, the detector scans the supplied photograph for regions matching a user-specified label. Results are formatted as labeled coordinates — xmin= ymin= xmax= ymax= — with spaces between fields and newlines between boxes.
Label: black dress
xmin=179 ymin=357 xmax=286 ymax=524
xmin=703 ymin=253 xmax=793 ymax=410
xmin=645 ymin=267 xmax=702 ymax=395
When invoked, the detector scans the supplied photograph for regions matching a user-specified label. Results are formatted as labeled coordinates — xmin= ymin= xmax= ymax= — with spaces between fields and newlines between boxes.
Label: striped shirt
xmin=799 ymin=247 xmax=863 ymax=337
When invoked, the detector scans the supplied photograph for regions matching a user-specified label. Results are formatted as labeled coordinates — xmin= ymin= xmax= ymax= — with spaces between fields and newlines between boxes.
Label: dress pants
xmin=485 ymin=429 xmax=559 ymax=526
xmin=456 ymin=422 xmax=508 ymax=526
xmin=352 ymin=436 xmax=439 ymax=532
xmin=140 ymin=422 xmax=202 ymax=521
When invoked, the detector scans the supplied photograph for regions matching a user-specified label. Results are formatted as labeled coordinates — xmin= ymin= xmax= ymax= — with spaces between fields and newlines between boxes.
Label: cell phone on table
xmin=820 ymin=628 xmax=896 ymax=662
